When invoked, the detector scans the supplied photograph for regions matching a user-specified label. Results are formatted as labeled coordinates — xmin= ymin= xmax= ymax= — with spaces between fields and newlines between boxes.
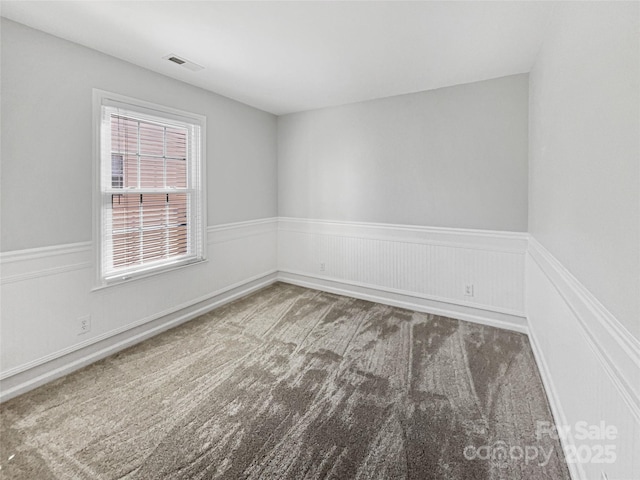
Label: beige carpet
xmin=0 ymin=283 xmax=570 ymax=479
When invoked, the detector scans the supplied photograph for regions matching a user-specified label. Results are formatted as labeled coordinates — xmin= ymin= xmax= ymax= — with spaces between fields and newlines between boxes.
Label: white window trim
xmin=92 ymin=89 xmax=207 ymax=289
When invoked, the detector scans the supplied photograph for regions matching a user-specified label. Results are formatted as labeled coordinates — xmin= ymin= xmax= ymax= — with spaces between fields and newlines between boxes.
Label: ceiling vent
xmin=163 ymin=54 xmax=204 ymax=72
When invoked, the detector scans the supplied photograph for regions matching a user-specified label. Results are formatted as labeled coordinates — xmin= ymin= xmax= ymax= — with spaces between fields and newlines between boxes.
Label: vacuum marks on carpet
xmin=0 ymin=283 xmax=570 ymax=479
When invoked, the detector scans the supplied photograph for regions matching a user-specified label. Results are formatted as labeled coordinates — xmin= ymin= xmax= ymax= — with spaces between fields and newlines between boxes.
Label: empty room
xmin=0 ymin=1 xmax=638 ymax=479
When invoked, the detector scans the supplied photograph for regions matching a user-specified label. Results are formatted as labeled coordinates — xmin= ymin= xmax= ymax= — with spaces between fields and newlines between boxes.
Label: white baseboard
xmin=0 ymin=272 xmax=278 ymax=403
xmin=1 ymin=264 xmax=525 ymax=403
xmin=526 ymin=238 xmax=640 ymax=480
xmin=527 ymin=326 xmax=585 ymax=480
xmin=277 ymin=270 xmax=528 ymax=334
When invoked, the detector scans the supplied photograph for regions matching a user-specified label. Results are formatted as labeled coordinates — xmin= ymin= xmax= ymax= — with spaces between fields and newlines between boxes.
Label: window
xmin=94 ymin=91 xmax=206 ymax=286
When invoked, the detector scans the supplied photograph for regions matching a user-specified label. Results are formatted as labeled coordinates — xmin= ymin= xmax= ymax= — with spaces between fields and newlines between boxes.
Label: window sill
xmin=92 ymin=257 xmax=208 ymax=292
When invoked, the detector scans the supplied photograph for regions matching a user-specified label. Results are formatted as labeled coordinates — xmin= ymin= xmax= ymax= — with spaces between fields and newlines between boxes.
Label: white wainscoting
xmin=526 ymin=237 xmax=640 ymax=480
xmin=0 ymin=218 xmax=278 ymax=402
xmin=4 ymin=216 xmax=638 ymax=480
xmin=277 ymin=217 xmax=528 ymax=332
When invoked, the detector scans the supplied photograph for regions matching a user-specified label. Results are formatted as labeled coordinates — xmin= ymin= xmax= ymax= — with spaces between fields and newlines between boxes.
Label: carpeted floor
xmin=0 ymin=283 xmax=570 ymax=479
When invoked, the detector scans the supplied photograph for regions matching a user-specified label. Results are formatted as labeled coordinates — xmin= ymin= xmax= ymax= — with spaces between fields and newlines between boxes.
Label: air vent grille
xmin=163 ymin=54 xmax=204 ymax=72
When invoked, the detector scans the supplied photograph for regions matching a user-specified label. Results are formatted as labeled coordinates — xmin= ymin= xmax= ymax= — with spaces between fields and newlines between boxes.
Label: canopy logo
xmin=463 ymin=420 xmax=618 ymax=467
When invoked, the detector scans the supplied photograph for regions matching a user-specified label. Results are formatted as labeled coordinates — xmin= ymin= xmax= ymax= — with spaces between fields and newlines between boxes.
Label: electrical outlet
xmin=464 ymin=284 xmax=474 ymax=297
xmin=78 ymin=315 xmax=91 ymax=335
xmin=320 ymin=262 xmax=326 ymax=272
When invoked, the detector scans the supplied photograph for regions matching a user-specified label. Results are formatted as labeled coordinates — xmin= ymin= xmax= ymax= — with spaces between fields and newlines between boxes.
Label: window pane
xmin=167 ymin=225 xmax=188 ymax=256
xmin=139 ymin=156 xmax=164 ymax=188
xmin=123 ymin=154 xmax=138 ymax=188
xmin=111 ymin=154 xmax=124 ymax=188
xmin=111 ymin=116 xmax=138 ymax=153
xmin=139 ymin=122 xmax=164 ymax=156
xmin=141 ymin=193 xmax=166 ymax=228
xmin=112 ymin=232 xmax=141 ymax=268
xmin=112 ymin=194 xmax=140 ymax=232
xmin=111 ymin=193 xmax=143 ymax=269
xmin=168 ymin=193 xmax=187 ymax=223
xmin=142 ymin=229 xmax=167 ymax=262
xmin=166 ymin=159 xmax=187 ymax=188
xmin=168 ymin=193 xmax=188 ymax=256
xmin=166 ymin=127 xmax=187 ymax=159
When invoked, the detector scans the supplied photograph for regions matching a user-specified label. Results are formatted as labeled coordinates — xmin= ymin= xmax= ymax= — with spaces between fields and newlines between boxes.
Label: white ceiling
xmin=0 ymin=1 xmax=555 ymax=115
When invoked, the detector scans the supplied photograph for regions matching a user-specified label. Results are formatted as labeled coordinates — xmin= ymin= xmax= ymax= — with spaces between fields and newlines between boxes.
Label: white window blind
xmin=97 ymin=94 xmax=205 ymax=284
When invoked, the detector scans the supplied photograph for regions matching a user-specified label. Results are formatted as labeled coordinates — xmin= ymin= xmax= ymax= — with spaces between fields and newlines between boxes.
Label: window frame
xmin=92 ymin=89 xmax=207 ymax=288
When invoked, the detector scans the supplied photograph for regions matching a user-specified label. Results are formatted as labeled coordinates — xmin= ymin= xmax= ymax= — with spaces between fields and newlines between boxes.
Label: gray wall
xmin=528 ymin=2 xmax=639 ymax=338
xmin=1 ymin=19 xmax=278 ymax=251
xmin=278 ymin=74 xmax=529 ymax=231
